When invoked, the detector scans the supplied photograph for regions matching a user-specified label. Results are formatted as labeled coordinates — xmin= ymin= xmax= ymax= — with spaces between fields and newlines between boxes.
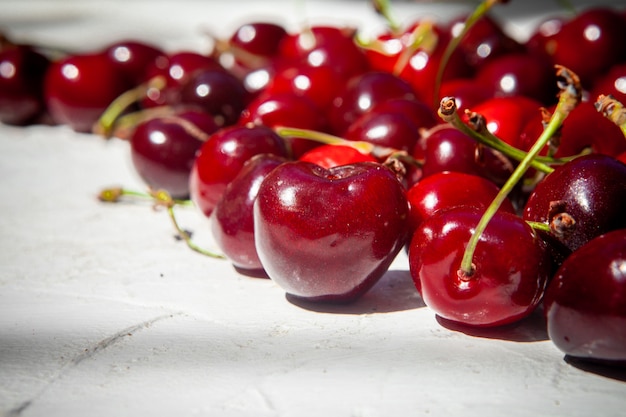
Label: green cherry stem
xmin=458 ymin=65 xmax=582 ymax=278
xmin=432 ymin=0 xmax=506 ymax=108
xmin=98 ymin=187 xmax=224 ymax=259
xmin=438 ymin=98 xmax=559 ymax=174
xmin=371 ymin=0 xmax=401 ymax=34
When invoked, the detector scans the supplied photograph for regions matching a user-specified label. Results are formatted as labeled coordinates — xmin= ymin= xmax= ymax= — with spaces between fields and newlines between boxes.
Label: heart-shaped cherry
xmin=254 ymin=161 xmax=409 ymax=303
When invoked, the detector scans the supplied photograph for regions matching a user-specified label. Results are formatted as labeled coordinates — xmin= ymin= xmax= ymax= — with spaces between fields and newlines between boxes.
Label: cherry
xmin=0 ymin=44 xmax=50 ymax=125
xmin=129 ymin=109 xmax=220 ymax=199
xmin=141 ymin=51 xmax=225 ymax=108
xmin=298 ymin=144 xmax=377 ymax=168
xmin=590 ymin=62 xmax=626 ymax=105
xmin=104 ymin=39 xmax=166 ymax=86
xmin=189 ymin=124 xmax=290 ymax=217
xmin=518 ymin=101 xmax=626 ymax=158
xmin=438 ymin=78 xmax=492 ymax=113
xmin=415 ymin=124 xmax=513 ymax=186
xmin=344 ymin=111 xmax=423 ymax=153
xmin=474 ymin=52 xmax=558 ymax=105
xmin=178 ymin=68 xmax=248 ymax=127
xmin=263 ymin=64 xmax=342 ymax=111
xmin=544 ymin=228 xmax=626 ymax=365
xmin=408 ymin=206 xmax=551 ymax=327
xmin=523 ymin=153 xmax=626 ymax=254
xmin=238 ymin=91 xmax=326 ymax=157
xmin=210 ymin=153 xmax=288 ymax=275
xmin=406 ymin=171 xmax=516 ymax=234
xmin=547 ymin=8 xmax=626 ymax=88
xmin=368 ymin=97 xmax=439 ymax=131
xmin=327 ymin=70 xmax=417 ymax=135
xmin=254 ymin=160 xmax=409 ymax=303
xmin=228 ymin=21 xmax=288 ymax=59
xmin=278 ymin=25 xmax=370 ymax=81
xmin=464 ymin=95 xmax=543 ymax=149
xmin=447 ymin=12 xmax=525 ymax=70
xmin=525 ymin=16 xmax=565 ymax=60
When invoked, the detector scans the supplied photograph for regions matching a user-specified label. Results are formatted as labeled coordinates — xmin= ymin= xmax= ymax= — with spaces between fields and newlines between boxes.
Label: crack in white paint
xmin=5 ymin=312 xmax=183 ymax=417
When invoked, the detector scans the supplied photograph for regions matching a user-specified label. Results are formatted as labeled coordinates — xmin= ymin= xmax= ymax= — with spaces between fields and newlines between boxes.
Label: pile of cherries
xmin=2 ymin=1 xmax=626 ymax=367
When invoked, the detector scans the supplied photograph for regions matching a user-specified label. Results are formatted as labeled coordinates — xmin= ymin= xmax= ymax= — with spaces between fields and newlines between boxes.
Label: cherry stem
xmin=525 ymin=221 xmax=552 ymax=233
xmin=371 ymin=0 xmax=401 ymax=34
xmin=98 ymin=187 xmax=225 ymax=259
xmin=433 ymin=0 xmax=505 ymax=108
xmin=438 ymin=98 xmax=564 ymax=174
xmin=92 ymin=76 xmax=167 ymax=138
xmin=459 ymin=65 xmax=582 ymax=276
xmin=392 ymin=20 xmax=438 ymax=77
xmin=595 ymin=94 xmax=626 ymax=138
xmin=274 ymin=126 xmax=422 ymax=164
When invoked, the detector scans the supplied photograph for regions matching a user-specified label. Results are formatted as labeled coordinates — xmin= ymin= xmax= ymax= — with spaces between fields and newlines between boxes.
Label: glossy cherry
xmin=254 ymin=160 xmax=409 ymax=303
xmin=129 ymin=109 xmax=220 ymax=198
xmin=327 ymin=71 xmax=417 ymax=136
xmin=189 ymin=124 xmax=290 ymax=217
xmin=408 ymin=206 xmax=551 ymax=327
xmin=544 ymin=229 xmax=626 ymax=365
xmin=406 ymin=171 xmax=516 ymax=234
xmin=523 ymin=153 xmax=626 ymax=254
xmin=344 ymin=111 xmax=423 ymax=153
xmin=0 ymin=44 xmax=50 ymax=125
xmin=298 ymin=144 xmax=377 ymax=168
xmin=178 ymin=68 xmax=248 ymax=126
xmin=104 ymin=39 xmax=166 ymax=86
xmin=210 ymin=153 xmax=288 ymax=275
xmin=228 ymin=21 xmax=288 ymax=59
xmin=44 ymin=52 xmax=132 ymax=132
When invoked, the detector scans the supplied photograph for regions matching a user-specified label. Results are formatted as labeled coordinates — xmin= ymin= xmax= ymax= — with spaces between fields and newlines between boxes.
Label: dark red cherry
xmin=523 ymin=153 xmax=626 ymax=254
xmin=210 ymin=153 xmax=288 ymax=275
xmin=344 ymin=111 xmax=423 ymax=153
xmin=415 ymin=125 xmax=513 ymax=186
xmin=369 ymin=97 xmax=438 ymax=131
xmin=447 ymin=13 xmax=525 ymax=70
xmin=548 ymin=8 xmax=626 ymax=87
xmin=44 ymin=52 xmax=131 ymax=132
xmin=591 ymin=62 xmax=626 ymax=105
xmin=408 ymin=206 xmax=551 ymax=327
xmin=327 ymin=71 xmax=417 ymax=136
xmin=475 ymin=52 xmax=558 ymax=105
xmin=129 ymin=109 xmax=219 ymax=198
xmin=189 ymin=124 xmax=290 ymax=217
xmin=406 ymin=171 xmax=516 ymax=233
xmin=544 ymin=229 xmax=626 ymax=365
xmin=142 ymin=51 xmax=225 ymax=108
xmin=104 ymin=40 xmax=166 ymax=86
xmin=525 ymin=16 xmax=565 ymax=60
xmin=178 ymin=68 xmax=248 ymax=126
xmin=438 ymin=78 xmax=492 ymax=113
xmin=229 ymin=22 xmax=288 ymax=58
xmin=298 ymin=144 xmax=377 ymax=168
xmin=0 ymin=44 xmax=50 ymax=125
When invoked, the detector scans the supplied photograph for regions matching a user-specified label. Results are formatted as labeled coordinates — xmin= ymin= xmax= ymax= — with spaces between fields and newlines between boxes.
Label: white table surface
xmin=2 ymin=1 xmax=626 ymax=416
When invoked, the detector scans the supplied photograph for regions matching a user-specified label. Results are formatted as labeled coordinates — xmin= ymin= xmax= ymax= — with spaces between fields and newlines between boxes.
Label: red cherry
xmin=298 ymin=144 xmax=377 ymax=168
xmin=0 ymin=45 xmax=50 ymax=125
xmin=129 ymin=109 xmax=220 ymax=198
xmin=548 ymin=8 xmax=626 ymax=87
xmin=278 ymin=25 xmax=370 ymax=81
xmin=229 ymin=22 xmax=288 ymax=59
xmin=544 ymin=229 xmax=626 ymax=365
xmin=210 ymin=153 xmax=288 ymax=275
xmin=178 ymin=68 xmax=248 ymax=127
xmin=344 ymin=111 xmax=423 ymax=153
xmin=466 ymin=95 xmax=542 ymax=148
xmin=590 ymin=62 xmax=626 ymax=105
xmin=474 ymin=52 xmax=558 ymax=105
xmin=189 ymin=124 xmax=290 ymax=217
xmin=369 ymin=97 xmax=438 ymax=131
xmin=327 ymin=71 xmax=417 ymax=136
xmin=254 ymin=161 xmax=409 ymax=303
xmin=104 ymin=39 xmax=166 ymax=86
xmin=438 ymin=78 xmax=492 ymax=113
xmin=523 ymin=153 xmax=626 ymax=254
xmin=408 ymin=206 xmax=551 ymax=327
xmin=406 ymin=171 xmax=516 ymax=233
